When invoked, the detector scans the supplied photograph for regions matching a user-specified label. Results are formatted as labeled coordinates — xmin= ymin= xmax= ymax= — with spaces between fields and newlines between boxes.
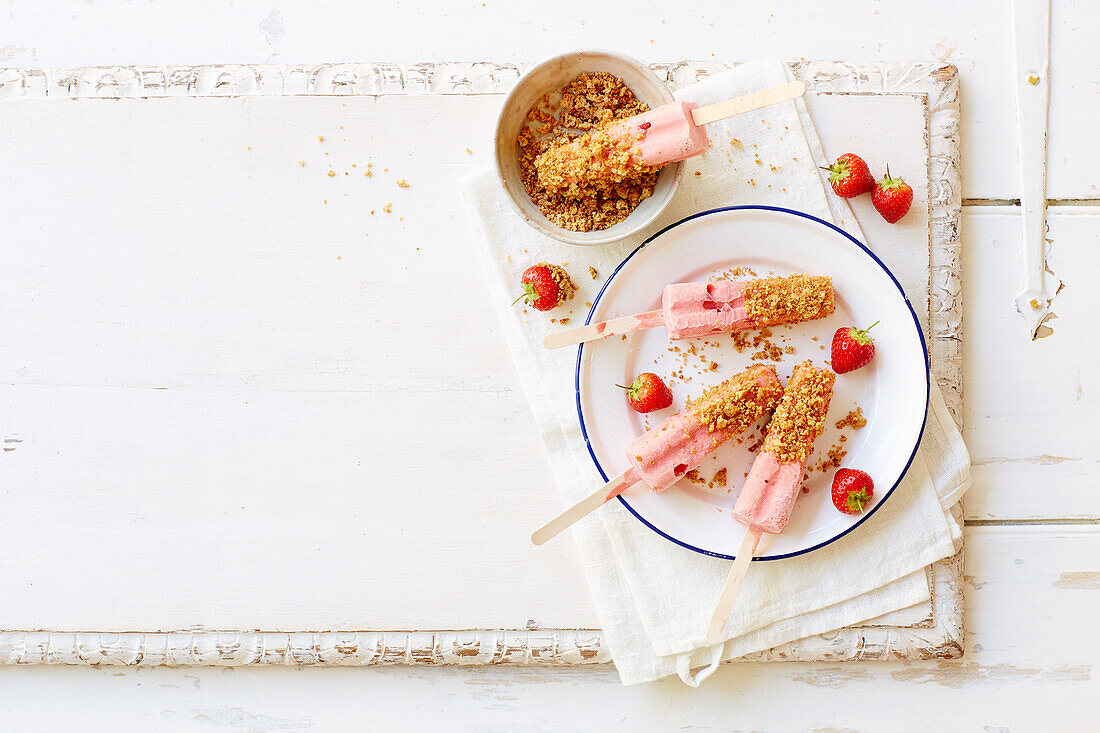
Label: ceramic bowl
xmin=493 ymin=50 xmax=679 ymax=246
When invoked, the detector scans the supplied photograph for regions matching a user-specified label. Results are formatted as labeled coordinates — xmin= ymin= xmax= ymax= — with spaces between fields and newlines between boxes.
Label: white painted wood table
xmin=0 ymin=1 xmax=1097 ymax=730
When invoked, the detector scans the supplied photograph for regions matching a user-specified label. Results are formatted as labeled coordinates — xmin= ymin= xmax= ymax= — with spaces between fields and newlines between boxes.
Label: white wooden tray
xmin=0 ymin=60 xmax=960 ymax=666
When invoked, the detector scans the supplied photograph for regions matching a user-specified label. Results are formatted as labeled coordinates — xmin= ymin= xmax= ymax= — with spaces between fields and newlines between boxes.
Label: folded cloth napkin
xmin=461 ymin=57 xmax=970 ymax=686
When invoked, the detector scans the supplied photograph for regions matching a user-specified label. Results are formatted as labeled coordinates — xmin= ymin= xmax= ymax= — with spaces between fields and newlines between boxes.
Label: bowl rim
xmin=492 ymin=49 xmax=681 ymax=247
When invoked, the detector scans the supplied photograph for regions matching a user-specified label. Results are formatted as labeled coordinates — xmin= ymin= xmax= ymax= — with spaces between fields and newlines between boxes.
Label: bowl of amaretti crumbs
xmin=494 ymin=50 xmax=682 ymax=246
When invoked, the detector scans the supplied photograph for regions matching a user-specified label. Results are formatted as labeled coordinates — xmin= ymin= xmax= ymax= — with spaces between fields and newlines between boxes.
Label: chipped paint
xmin=975 ymin=454 xmax=1080 ymax=466
xmin=1053 ymin=572 xmax=1100 ymax=590
xmin=963 ymin=574 xmax=986 ymax=590
xmin=791 ymin=667 xmax=873 ymax=688
xmin=192 ymin=707 xmax=310 ymax=730
xmin=891 ymin=662 xmax=1090 ymax=687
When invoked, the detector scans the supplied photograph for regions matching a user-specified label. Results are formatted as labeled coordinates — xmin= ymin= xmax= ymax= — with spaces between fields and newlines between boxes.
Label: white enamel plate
xmin=576 ymin=206 xmax=929 ymax=560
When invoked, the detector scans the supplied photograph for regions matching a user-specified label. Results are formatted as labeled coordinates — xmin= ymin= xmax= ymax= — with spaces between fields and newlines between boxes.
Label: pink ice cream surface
xmin=611 ymin=101 xmax=710 ymax=167
xmin=662 ymin=280 xmax=751 ymax=340
xmin=625 ymin=412 xmax=735 ymax=493
xmin=730 ymin=451 xmax=806 ymax=534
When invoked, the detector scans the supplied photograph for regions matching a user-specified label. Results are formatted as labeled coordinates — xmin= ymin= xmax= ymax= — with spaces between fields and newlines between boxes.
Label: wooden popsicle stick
xmin=542 ymin=310 xmax=663 ymax=351
xmin=705 ymin=528 xmax=762 ymax=645
xmin=690 ymin=80 xmax=807 ymax=127
xmin=531 ymin=468 xmax=639 ymax=545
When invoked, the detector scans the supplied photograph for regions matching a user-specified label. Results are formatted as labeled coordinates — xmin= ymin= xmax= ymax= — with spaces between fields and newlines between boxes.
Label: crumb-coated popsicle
xmin=532 ymin=364 xmax=783 ymax=545
xmin=543 ymin=274 xmax=835 ymax=350
xmin=534 ymin=81 xmax=807 ymax=194
xmin=731 ymin=360 xmax=836 ymax=533
xmin=706 ymin=361 xmax=835 ymax=644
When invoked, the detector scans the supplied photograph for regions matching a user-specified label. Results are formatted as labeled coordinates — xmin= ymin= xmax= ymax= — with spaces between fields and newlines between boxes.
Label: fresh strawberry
xmin=831 ymin=322 xmax=878 ymax=374
xmin=515 ymin=263 xmax=574 ymax=311
xmin=831 ymin=468 xmax=875 ymax=514
xmin=618 ymin=373 xmax=673 ymax=414
xmin=821 ymin=153 xmax=875 ymax=198
xmin=871 ymin=165 xmax=914 ymax=223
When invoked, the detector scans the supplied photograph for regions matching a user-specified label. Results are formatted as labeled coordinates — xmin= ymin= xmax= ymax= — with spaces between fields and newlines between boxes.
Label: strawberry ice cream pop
xmin=705 ymin=361 xmax=835 ymax=644
xmin=532 ymin=364 xmax=783 ymax=546
xmin=543 ymin=274 xmax=834 ymax=350
xmin=535 ymin=81 xmax=807 ymax=194
xmin=731 ymin=361 xmax=835 ymax=534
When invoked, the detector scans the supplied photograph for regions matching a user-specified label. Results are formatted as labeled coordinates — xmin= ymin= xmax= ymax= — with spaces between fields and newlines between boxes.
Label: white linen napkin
xmin=460 ymin=57 xmax=970 ymax=686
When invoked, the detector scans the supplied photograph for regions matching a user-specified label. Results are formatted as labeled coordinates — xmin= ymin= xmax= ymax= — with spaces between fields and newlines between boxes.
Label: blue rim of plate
xmin=574 ymin=205 xmax=930 ymax=561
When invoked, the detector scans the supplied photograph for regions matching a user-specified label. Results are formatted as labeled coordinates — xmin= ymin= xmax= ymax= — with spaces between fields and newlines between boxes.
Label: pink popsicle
xmin=731 ymin=361 xmax=835 ymax=534
xmin=663 ymin=274 xmax=835 ymax=340
xmin=542 ymin=274 xmax=835 ymax=351
xmin=532 ymin=80 xmax=807 ymax=195
xmin=626 ymin=364 xmax=783 ymax=492
xmin=534 ymin=102 xmax=709 ymax=194
xmin=531 ymin=364 xmax=783 ymax=547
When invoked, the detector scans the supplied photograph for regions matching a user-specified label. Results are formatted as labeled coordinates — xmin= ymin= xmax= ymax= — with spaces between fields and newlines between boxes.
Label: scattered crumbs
xmin=352 ymin=163 xmax=357 ymax=168
xmin=559 ymin=318 xmax=570 ymax=325
xmin=505 ymin=255 xmax=511 ymax=262
xmin=466 ymin=148 xmax=473 ymax=154
xmin=621 ymin=335 xmax=627 ymax=341
xmin=397 ymin=179 xmax=410 ymax=188
xmin=344 ymin=172 xmax=349 ymax=176
xmin=754 ymin=155 xmax=763 ymax=165
xmin=318 ymin=135 xmax=324 ymax=142
xmin=550 ymin=318 xmax=557 ymax=324
xmin=327 ymin=170 xmax=335 ymax=177
xmin=684 ymin=469 xmax=707 ymax=486
xmin=748 ymin=178 xmax=756 ymax=186
xmin=382 ymin=202 xmax=392 ymax=213
xmin=370 ymin=209 xmax=375 ymax=215
xmin=713 ymin=468 xmax=727 ymax=488
xmin=246 ymin=146 xmax=251 ymax=151
xmin=516 ymin=72 xmax=657 ymax=231
xmin=585 ymin=301 xmax=592 ymax=308
xmin=297 ymin=160 xmax=305 ymax=167
xmin=589 ymin=266 xmax=598 ymax=279
xmin=383 ymin=167 xmax=389 ymax=172
xmin=365 ymin=170 xmax=373 ymax=177
xmin=694 ymin=171 xmax=702 ymax=176
xmin=769 ymin=164 xmax=779 ymax=172
xmin=322 ymin=200 xmax=327 ymax=204
xmin=813 ymin=443 xmax=848 ymax=473
xmin=835 ymin=407 xmax=867 ymax=430
xmin=729 ymin=138 xmax=743 ymax=150
xmin=707 ymin=361 xmax=718 ymax=371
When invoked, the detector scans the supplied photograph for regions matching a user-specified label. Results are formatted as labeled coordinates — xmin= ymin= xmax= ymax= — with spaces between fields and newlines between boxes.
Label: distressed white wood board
xmin=0 ymin=95 xmax=596 ymax=632
xmin=962 ymin=207 xmax=1100 ymax=520
xmin=1 ymin=0 xmax=1097 ymax=200
xmin=0 ymin=63 xmax=960 ymax=665
xmin=0 ymin=526 xmax=1091 ymax=731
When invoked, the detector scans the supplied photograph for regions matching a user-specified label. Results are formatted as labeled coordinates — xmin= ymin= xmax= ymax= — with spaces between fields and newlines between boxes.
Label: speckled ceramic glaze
xmin=493 ymin=50 xmax=680 ymax=246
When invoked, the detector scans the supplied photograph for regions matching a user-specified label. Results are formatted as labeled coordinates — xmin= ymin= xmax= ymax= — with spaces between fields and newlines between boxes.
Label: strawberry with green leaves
xmin=831 ymin=322 xmax=878 ymax=374
xmin=619 ymin=373 xmax=673 ymax=414
xmin=515 ymin=263 xmax=575 ymax=312
xmin=822 ymin=153 xmax=875 ymax=198
xmin=832 ymin=468 xmax=874 ymax=514
xmin=871 ymin=166 xmax=914 ymax=223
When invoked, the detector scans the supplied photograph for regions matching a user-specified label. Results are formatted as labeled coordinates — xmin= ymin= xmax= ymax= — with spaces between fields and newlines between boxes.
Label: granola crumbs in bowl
xmin=493 ymin=50 xmax=681 ymax=246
